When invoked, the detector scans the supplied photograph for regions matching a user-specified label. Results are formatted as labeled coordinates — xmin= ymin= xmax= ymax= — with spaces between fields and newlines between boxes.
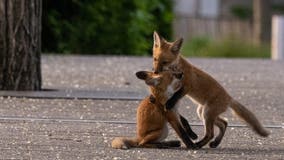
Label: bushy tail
xmin=230 ymin=99 xmax=269 ymax=137
xmin=111 ymin=137 xmax=138 ymax=149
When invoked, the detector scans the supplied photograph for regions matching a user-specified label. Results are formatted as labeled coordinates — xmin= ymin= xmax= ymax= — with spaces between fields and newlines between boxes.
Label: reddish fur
xmin=152 ymin=31 xmax=269 ymax=149
xmin=112 ymin=71 xmax=185 ymax=149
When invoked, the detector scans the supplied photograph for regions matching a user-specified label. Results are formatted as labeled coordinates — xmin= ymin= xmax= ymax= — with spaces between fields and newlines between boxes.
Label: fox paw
xmin=190 ymin=133 xmax=198 ymax=140
xmin=209 ymin=141 xmax=219 ymax=148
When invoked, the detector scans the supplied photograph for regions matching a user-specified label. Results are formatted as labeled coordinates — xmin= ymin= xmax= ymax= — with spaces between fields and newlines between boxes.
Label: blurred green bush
xmin=42 ymin=0 xmax=173 ymax=55
xmin=182 ymin=37 xmax=270 ymax=58
xmin=230 ymin=5 xmax=252 ymax=20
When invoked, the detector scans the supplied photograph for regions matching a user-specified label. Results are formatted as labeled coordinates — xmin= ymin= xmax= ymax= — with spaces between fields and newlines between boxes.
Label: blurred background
xmin=42 ymin=0 xmax=284 ymax=57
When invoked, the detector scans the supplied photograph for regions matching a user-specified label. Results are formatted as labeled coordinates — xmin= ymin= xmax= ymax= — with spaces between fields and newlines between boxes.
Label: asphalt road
xmin=0 ymin=55 xmax=283 ymax=159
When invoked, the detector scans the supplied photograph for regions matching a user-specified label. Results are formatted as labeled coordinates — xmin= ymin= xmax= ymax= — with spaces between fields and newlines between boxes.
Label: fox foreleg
xmin=165 ymin=87 xmax=185 ymax=110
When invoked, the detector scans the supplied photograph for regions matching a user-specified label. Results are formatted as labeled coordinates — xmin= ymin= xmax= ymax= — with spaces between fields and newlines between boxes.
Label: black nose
xmin=153 ymin=67 xmax=160 ymax=74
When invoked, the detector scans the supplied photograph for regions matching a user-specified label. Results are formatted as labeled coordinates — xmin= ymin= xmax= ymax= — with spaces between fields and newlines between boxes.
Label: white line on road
xmin=0 ymin=116 xmax=283 ymax=129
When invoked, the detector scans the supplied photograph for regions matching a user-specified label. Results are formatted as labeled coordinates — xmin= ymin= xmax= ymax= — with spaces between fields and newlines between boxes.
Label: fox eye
xmin=162 ymin=61 xmax=168 ymax=65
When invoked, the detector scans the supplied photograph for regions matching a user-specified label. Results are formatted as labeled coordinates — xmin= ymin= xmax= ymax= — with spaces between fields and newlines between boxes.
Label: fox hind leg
xmin=209 ymin=117 xmax=227 ymax=148
xmin=138 ymin=129 xmax=163 ymax=147
xmin=139 ymin=128 xmax=181 ymax=148
xmin=195 ymin=107 xmax=216 ymax=148
xmin=196 ymin=105 xmax=203 ymax=120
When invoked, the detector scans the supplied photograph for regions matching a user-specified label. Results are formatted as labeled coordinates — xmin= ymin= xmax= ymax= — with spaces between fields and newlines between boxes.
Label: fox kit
xmin=152 ymin=31 xmax=269 ymax=149
xmin=111 ymin=70 xmax=197 ymax=149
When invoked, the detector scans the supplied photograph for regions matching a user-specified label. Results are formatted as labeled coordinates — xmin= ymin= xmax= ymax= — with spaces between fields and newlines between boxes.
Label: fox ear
xmin=171 ymin=38 xmax=183 ymax=54
xmin=146 ymin=77 xmax=161 ymax=86
xmin=153 ymin=31 xmax=161 ymax=48
xmin=136 ymin=71 xmax=160 ymax=86
xmin=136 ymin=71 xmax=149 ymax=80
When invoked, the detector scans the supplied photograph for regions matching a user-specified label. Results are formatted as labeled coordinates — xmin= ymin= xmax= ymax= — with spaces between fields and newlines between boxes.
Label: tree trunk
xmin=253 ymin=0 xmax=271 ymax=45
xmin=0 ymin=0 xmax=42 ymax=90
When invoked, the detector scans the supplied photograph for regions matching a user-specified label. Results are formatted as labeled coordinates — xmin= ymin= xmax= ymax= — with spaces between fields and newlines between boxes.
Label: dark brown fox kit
xmin=152 ymin=31 xmax=269 ymax=149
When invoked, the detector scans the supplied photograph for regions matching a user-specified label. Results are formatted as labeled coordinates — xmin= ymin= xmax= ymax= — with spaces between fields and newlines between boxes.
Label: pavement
xmin=0 ymin=55 xmax=284 ymax=160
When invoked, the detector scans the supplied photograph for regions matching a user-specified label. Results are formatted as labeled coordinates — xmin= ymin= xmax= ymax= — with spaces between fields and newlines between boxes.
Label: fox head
xmin=152 ymin=31 xmax=183 ymax=73
xmin=136 ymin=70 xmax=183 ymax=105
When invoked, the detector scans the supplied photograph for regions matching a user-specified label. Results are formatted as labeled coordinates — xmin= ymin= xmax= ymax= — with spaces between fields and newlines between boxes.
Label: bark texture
xmin=0 ymin=0 xmax=42 ymax=90
xmin=253 ymin=0 xmax=271 ymax=45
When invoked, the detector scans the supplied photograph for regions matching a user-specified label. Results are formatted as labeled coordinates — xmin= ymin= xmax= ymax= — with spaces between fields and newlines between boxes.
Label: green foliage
xmin=182 ymin=37 xmax=270 ymax=58
xmin=230 ymin=5 xmax=252 ymax=20
xmin=182 ymin=37 xmax=210 ymax=57
xmin=231 ymin=4 xmax=284 ymax=20
xmin=42 ymin=0 xmax=173 ymax=55
xmin=272 ymin=4 xmax=284 ymax=14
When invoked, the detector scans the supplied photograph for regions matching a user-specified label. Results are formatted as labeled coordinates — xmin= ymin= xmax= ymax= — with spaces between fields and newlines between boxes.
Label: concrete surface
xmin=0 ymin=55 xmax=284 ymax=159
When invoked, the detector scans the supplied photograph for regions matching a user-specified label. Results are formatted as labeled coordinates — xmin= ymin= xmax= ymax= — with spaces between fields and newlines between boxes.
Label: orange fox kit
xmin=152 ymin=31 xmax=269 ymax=149
xmin=111 ymin=70 xmax=197 ymax=149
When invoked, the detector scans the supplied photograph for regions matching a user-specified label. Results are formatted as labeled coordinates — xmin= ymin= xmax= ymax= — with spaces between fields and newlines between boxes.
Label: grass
xmin=181 ymin=37 xmax=270 ymax=58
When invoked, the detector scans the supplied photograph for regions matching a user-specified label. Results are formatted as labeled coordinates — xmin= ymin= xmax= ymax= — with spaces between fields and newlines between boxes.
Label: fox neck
xmin=170 ymin=55 xmax=180 ymax=67
xmin=150 ymin=88 xmax=167 ymax=105
xmin=177 ymin=55 xmax=187 ymax=67
xmin=173 ymin=56 xmax=194 ymax=92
